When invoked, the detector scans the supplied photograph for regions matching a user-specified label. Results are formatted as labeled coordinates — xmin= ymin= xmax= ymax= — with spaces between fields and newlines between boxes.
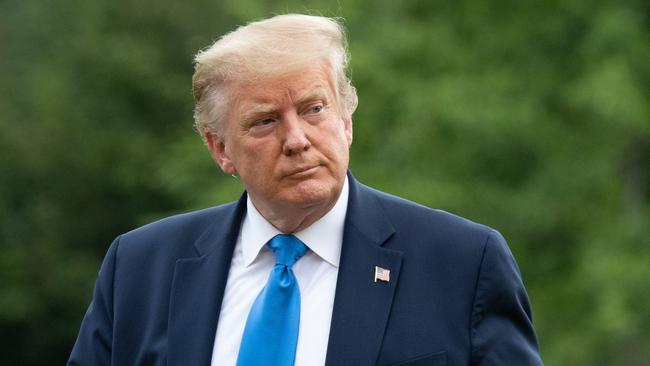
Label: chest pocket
xmin=385 ymin=350 xmax=447 ymax=366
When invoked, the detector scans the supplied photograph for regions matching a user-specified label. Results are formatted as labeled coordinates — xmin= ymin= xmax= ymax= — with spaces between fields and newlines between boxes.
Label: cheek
xmin=319 ymin=127 xmax=350 ymax=164
xmin=238 ymin=145 xmax=276 ymax=176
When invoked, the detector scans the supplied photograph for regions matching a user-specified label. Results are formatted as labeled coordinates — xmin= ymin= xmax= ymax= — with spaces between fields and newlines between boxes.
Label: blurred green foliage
xmin=1 ymin=0 xmax=649 ymax=365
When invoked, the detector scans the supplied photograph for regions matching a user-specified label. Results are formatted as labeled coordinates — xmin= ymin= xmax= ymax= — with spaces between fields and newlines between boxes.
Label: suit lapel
xmin=167 ymin=195 xmax=246 ymax=366
xmin=325 ymin=175 xmax=403 ymax=366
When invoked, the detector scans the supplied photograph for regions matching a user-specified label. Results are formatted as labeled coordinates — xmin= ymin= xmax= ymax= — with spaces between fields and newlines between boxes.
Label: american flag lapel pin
xmin=374 ymin=266 xmax=390 ymax=283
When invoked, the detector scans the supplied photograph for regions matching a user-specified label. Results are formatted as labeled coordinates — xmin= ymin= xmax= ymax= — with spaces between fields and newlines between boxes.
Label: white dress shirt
xmin=210 ymin=178 xmax=349 ymax=366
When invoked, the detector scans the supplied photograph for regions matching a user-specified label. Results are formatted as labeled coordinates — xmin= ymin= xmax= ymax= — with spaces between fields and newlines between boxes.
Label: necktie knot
xmin=268 ymin=234 xmax=308 ymax=267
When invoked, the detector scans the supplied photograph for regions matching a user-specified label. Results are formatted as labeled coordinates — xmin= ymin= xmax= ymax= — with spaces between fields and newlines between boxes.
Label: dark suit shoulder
xmin=361 ymin=183 xmax=494 ymax=247
xmin=121 ymin=201 xmax=238 ymax=240
xmin=116 ymin=200 xmax=240 ymax=258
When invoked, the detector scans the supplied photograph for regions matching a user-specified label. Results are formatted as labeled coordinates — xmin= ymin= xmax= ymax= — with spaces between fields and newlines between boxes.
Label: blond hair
xmin=192 ymin=14 xmax=358 ymax=140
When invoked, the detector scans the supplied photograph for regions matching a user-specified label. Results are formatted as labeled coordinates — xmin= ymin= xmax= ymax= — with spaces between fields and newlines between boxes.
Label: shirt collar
xmin=241 ymin=176 xmax=349 ymax=268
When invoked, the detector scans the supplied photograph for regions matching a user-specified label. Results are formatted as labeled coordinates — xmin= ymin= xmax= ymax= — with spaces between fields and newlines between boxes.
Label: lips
xmin=285 ymin=164 xmax=320 ymax=177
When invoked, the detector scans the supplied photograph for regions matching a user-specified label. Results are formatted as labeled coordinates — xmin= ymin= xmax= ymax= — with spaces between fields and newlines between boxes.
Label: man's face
xmin=207 ymin=63 xmax=353 ymax=213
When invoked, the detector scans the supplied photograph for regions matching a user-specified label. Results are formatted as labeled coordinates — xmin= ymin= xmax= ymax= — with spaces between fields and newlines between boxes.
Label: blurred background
xmin=1 ymin=0 xmax=649 ymax=364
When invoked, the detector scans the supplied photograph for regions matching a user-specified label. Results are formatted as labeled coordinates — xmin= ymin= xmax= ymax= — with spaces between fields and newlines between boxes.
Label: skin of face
xmin=205 ymin=63 xmax=353 ymax=232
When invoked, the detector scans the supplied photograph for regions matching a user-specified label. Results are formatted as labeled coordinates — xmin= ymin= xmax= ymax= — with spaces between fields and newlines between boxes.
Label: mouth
xmin=285 ymin=164 xmax=320 ymax=178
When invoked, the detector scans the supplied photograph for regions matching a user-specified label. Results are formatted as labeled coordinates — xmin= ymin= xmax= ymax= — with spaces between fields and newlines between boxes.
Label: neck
xmin=249 ymin=190 xmax=342 ymax=234
xmin=266 ymin=205 xmax=334 ymax=233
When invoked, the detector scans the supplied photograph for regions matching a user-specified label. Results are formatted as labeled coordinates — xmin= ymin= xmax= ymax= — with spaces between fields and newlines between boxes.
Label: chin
xmin=281 ymin=179 xmax=336 ymax=207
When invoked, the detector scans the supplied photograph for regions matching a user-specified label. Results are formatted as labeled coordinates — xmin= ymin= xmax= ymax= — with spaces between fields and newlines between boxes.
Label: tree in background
xmin=1 ymin=0 xmax=648 ymax=364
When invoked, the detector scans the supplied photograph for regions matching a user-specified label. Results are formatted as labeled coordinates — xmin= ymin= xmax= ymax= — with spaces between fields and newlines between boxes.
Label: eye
xmin=308 ymin=104 xmax=324 ymax=114
xmin=253 ymin=118 xmax=276 ymax=127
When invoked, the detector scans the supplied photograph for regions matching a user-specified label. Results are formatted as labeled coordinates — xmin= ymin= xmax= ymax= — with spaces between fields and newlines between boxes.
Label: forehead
xmin=229 ymin=64 xmax=336 ymax=109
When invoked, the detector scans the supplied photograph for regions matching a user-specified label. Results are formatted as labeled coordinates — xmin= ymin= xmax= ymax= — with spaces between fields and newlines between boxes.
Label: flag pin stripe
xmin=374 ymin=266 xmax=390 ymax=283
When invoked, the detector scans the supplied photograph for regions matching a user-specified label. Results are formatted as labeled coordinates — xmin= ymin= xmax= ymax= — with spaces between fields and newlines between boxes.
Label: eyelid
xmin=303 ymin=101 xmax=326 ymax=114
xmin=256 ymin=117 xmax=275 ymax=125
xmin=246 ymin=116 xmax=275 ymax=130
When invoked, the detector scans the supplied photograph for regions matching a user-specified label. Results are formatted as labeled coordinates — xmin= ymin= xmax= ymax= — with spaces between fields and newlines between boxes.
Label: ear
xmin=343 ymin=115 xmax=353 ymax=146
xmin=205 ymin=130 xmax=237 ymax=175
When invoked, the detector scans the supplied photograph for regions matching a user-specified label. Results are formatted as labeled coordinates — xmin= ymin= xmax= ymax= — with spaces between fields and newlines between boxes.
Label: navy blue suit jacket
xmin=69 ymin=174 xmax=542 ymax=365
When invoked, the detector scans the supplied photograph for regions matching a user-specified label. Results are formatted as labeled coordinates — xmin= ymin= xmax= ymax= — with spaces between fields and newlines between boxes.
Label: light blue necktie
xmin=237 ymin=234 xmax=308 ymax=366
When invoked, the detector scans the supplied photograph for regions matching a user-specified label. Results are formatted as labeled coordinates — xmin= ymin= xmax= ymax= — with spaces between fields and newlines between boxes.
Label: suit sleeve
xmin=67 ymin=236 xmax=120 ymax=366
xmin=470 ymin=230 xmax=543 ymax=365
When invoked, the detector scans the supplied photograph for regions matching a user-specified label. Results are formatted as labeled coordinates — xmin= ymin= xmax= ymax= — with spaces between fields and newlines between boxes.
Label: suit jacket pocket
xmin=386 ymin=350 xmax=447 ymax=366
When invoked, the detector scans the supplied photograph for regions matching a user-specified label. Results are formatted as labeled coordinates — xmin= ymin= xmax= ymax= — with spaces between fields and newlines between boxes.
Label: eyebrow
xmin=240 ymin=104 xmax=277 ymax=122
xmin=295 ymin=87 xmax=330 ymax=106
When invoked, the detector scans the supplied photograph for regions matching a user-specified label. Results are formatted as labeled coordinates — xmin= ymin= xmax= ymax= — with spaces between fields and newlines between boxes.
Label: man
xmin=69 ymin=14 xmax=542 ymax=366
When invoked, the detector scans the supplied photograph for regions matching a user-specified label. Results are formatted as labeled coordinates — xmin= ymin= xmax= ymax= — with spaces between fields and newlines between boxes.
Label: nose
xmin=281 ymin=112 xmax=311 ymax=155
